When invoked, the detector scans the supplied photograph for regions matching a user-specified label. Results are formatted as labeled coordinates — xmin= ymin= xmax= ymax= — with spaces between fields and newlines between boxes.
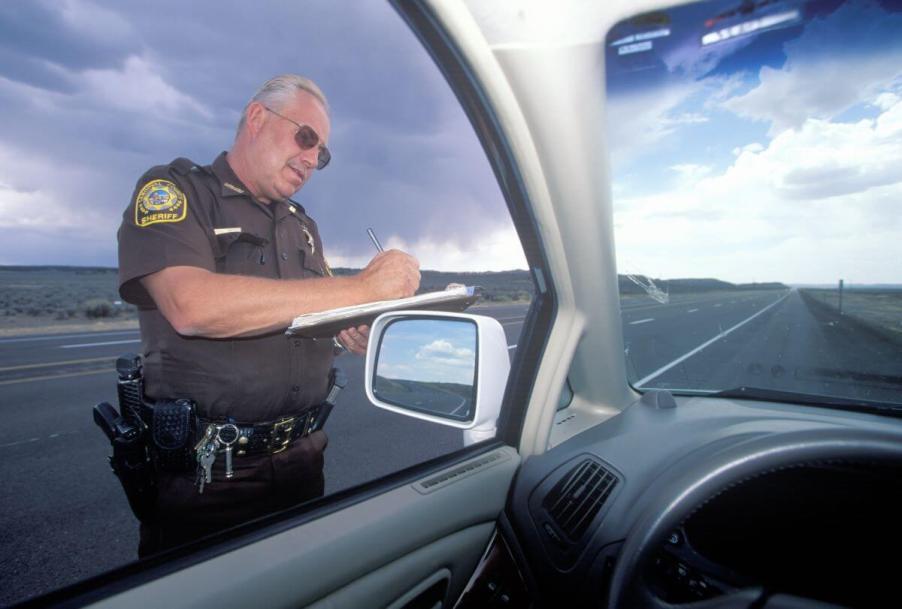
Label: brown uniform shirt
xmin=118 ymin=152 xmax=334 ymax=422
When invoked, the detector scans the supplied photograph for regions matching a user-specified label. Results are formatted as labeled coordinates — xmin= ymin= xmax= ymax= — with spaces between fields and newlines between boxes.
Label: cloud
xmin=770 ymin=104 xmax=902 ymax=200
xmin=614 ymin=93 xmax=902 ymax=284
xmin=327 ymin=224 xmax=527 ymax=273
xmin=606 ymin=81 xmax=705 ymax=169
xmin=0 ymin=0 xmax=137 ymax=81
xmin=670 ymin=163 xmax=713 ymax=184
xmin=416 ymin=339 xmax=475 ymax=364
xmin=80 ymin=55 xmax=212 ymax=119
xmin=723 ymin=1 xmax=902 ymax=135
xmin=0 ymin=142 xmax=118 ymax=265
xmin=413 ymin=339 xmax=476 ymax=384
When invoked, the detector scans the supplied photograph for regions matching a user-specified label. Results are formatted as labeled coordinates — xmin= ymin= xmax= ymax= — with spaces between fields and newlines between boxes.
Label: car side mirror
xmin=365 ymin=311 xmax=510 ymax=445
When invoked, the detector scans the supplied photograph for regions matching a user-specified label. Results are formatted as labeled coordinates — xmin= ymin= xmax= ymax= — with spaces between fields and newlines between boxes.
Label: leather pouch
xmin=151 ymin=399 xmax=196 ymax=472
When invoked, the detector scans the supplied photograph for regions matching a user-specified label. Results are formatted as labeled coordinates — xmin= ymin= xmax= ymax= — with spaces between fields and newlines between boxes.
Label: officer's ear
xmin=244 ymin=102 xmax=268 ymax=137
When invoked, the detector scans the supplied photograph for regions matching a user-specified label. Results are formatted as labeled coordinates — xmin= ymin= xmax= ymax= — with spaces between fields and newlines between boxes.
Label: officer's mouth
xmin=287 ymin=165 xmax=306 ymax=186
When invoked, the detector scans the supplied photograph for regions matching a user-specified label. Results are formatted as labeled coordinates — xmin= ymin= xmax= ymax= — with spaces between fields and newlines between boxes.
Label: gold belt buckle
xmin=270 ymin=417 xmax=296 ymax=454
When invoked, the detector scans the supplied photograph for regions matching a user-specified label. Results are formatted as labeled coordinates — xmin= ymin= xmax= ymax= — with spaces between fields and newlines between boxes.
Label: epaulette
xmin=286 ymin=198 xmax=307 ymax=215
xmin=169 ymin=157 xmax=200 ymax=176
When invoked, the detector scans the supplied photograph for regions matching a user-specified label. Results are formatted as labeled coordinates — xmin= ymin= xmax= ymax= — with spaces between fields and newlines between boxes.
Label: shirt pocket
xmin=291 ymin=219 xmax=326 ymax=278
xmin=298 ymin=243 xmax=327 ymax=278
xmin=213 ymin=229 xmax=269 ymax=276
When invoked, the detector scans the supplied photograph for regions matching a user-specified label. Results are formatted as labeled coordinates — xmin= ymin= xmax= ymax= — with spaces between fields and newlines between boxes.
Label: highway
xmin=622 ymin=289 xmax=902 ymax=403
xmin=3 ymin=290 xmax=901 ymax=605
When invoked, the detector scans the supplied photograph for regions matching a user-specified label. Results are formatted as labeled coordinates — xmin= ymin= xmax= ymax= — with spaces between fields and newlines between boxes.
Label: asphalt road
xmin=3 ymin=291 xmax=900 ymax=605
xmin=622 ymin=288 xmax=902 ymax=403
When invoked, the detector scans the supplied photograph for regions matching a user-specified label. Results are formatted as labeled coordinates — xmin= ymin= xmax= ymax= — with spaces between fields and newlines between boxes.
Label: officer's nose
xmin=299 ymin=147 xmax=318 ymax=171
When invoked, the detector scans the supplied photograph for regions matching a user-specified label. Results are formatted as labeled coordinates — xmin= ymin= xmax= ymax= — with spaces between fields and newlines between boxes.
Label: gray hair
xmin=237 ymin=74 xmax=330 ymax=134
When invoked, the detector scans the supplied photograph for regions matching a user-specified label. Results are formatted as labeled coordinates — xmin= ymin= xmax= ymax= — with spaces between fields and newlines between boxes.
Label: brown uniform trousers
xmin=138 ymin=431 xmax=327 ymax=556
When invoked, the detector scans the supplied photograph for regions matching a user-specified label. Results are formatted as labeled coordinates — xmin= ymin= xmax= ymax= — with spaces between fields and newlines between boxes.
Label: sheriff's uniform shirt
xmin=118 ymin=152 xmax=334 ymax=422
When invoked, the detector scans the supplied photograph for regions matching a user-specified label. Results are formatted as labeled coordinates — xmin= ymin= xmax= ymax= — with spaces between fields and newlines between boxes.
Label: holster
xmin=110 ymin=434 xmax=158 ymax=523
xmin=93 ymin=401 xmax=158 ymax=523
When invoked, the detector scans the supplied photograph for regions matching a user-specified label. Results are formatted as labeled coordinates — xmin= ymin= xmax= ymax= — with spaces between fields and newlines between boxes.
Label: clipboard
xmin=286 ymin=285 xmax=479 ymax=338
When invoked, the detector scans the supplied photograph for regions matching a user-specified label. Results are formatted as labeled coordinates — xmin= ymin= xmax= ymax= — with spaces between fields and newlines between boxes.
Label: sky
xmin=376 ymin=319 xmax=476 ymax=385
xmin=2 ymin=0 xmax=900 ymax=285
xmin=0 ymin=0 xmax=527 ymax=272
xmin=606 ymin=0 xmax=902 ymax=285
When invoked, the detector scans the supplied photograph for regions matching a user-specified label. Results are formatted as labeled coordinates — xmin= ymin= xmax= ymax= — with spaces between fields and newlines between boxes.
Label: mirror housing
xmin=365 ymin=311 xmax=511 ymax=444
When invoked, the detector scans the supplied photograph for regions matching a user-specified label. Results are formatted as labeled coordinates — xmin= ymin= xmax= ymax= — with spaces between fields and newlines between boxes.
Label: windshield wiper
xmin=710 ymin=386 xmax=902 ymax=419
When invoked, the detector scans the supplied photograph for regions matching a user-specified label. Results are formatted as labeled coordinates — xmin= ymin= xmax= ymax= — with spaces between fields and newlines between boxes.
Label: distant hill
xmin=0 ymin=267 xmax=793 ymax=326
xmin=617 ymin=276 xmax=788 ymax=295
xmin=0 ymin=265 xmax=117 ymax=274
xmin=336 ymin=268 xmax=789 ymax=301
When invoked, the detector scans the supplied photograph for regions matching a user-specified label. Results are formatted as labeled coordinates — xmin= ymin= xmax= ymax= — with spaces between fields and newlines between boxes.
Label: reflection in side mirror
xmin=374 ymin=319 xmax=477 ymax=423
xmin=365 ymin=311 xmax=510 ymax=442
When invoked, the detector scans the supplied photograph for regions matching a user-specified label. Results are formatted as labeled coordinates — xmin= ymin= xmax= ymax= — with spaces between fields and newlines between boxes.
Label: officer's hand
xmin=337 ymin=324 xmax=369 ymax=356
xmin=359 ymin=250 xmax=420 ymax=301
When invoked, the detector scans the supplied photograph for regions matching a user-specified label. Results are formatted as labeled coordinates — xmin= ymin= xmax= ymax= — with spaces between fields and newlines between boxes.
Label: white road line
xmin=714 ymin=303 xmax=722 ymax=307
xmin=450 ymin=398 xmax=469 ymax=416
xmin=59 ymin=339 xmax=140 ymax=349
xmin=0 ymin=437 xmax=40 ymax=449
xmin=507 ymin=344 xmax=517 ymax=350
xmin=0 ymin=330 xmax=138 ymax=344
xmin=687 ymin=308 xmax=699 ymax=313
xmin=629 ymin=318 xmax=655 ymax=325
xmin=0 ymin=430 xmax=80 ymax=449
xmin=635 ymin=292 xmax=790 ymax=388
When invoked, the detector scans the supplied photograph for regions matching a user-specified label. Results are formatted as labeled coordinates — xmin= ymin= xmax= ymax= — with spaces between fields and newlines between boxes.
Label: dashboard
xmin=500 ymin=393 xmax=902 ymax=608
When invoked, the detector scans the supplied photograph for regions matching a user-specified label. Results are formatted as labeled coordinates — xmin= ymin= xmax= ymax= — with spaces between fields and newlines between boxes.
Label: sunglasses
xmin=263 ymin=106 xmax=331 ymax=170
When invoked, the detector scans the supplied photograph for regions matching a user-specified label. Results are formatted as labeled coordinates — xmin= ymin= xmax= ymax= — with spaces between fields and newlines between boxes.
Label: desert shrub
xmin=55 ymin=309 xmax=77 ymax=320
xmin=83 ymin=299 xmax=117 ymax=319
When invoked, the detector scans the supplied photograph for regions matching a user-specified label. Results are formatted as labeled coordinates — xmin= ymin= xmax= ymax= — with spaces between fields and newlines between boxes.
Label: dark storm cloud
xmin=0 ymin=1 xmax=137 ymax=78
xmin=0 ymin=0 xmax=516 ymax=269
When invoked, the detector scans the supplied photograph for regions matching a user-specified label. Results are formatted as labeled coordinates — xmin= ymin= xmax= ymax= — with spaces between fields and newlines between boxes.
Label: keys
xmin=194 ymin=422 xmax=219 ymax=494
xmin=194 ymin=423 xmax=216 ymax=453
xmin=216 ymin=424 xmax=240 ymax=479
xmin=196 ymin=443 xmax=217 ymax=494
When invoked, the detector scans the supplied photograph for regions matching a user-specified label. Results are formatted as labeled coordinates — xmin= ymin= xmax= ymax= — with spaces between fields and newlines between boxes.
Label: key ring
xmin=216 ymin=423 xmax=239 ymax=446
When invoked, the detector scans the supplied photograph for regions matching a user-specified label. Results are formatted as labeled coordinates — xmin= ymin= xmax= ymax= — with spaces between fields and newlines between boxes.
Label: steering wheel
xmin=605 ymin=428 xmax=902 ymax=609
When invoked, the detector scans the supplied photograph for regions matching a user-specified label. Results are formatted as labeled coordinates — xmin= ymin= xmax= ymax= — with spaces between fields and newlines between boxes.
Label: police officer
xmin=117 ymin=74 xmax=420 ymax=555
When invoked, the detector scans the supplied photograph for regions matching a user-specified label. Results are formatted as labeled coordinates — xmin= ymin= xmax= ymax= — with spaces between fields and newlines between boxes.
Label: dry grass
xmin=803 ymin=288 xmax=902 ymax=339
xmin=0 ymin=267 xmax=137 ymax=334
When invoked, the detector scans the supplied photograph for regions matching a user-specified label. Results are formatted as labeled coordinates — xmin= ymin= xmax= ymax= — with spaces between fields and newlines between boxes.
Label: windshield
xmin=606 ymin=0 xmax=902 ymax=408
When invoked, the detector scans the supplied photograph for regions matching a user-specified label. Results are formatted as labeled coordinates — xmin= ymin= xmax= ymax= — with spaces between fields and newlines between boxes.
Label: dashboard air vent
xmin=543 ymin=458 xmax=617 ymax=541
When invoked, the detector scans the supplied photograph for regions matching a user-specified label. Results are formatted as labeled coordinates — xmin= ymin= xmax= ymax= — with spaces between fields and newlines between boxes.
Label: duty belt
xmin=198 ymin=405 xmax=323 ymax=456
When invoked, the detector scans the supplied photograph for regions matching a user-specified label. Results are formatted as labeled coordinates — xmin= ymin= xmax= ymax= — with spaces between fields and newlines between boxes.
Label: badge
xmin=301 ymin=224 xmax=316 ymax=254
xmin=135 ymin=180 xmax=187 ymax=227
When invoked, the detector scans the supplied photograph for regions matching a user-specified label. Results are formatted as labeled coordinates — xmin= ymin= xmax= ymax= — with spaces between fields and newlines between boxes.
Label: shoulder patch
xmin=134 ymin=179 xmax=188 ymax=227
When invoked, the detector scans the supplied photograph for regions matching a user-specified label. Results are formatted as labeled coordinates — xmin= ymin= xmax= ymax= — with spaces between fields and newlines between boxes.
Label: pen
xmin=367 ymin=227 xmax=384 ymax=253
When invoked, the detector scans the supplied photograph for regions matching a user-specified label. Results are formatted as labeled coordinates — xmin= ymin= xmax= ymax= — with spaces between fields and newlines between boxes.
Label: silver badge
xmin=301 ymin=224 xmax=316 ymax=254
